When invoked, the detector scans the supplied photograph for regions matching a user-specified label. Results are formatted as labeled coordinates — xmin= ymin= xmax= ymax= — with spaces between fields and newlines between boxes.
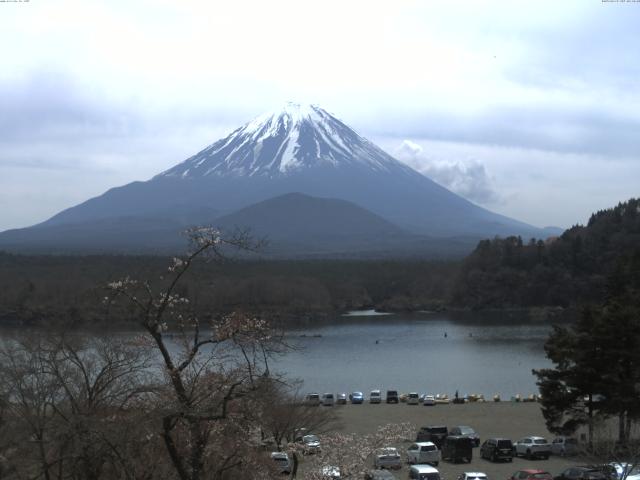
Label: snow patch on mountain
xmin=158 ymin=103 xmax=414 ymax=178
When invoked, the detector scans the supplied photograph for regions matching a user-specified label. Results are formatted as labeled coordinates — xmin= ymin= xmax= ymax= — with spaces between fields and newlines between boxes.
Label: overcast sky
xmin=1 ymin=0 xmax=639 ymax=231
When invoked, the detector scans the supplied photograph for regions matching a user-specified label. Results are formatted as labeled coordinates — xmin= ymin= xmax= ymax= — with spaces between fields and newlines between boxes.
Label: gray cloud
xmin=394 ymin=140 xmax=502 ymax=205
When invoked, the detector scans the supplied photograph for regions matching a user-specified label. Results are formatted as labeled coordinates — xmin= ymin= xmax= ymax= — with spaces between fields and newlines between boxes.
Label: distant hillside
xmin=452 ymin=198 xmax=640 ymax=308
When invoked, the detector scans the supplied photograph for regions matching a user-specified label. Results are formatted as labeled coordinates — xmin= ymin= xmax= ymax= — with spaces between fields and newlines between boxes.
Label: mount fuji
xmin=0 ymin=103 xmax=557 ymax=256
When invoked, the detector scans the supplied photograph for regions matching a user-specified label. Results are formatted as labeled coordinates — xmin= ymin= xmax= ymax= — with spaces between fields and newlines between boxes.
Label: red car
xmin=510 ymin=470 xmax=554 ymax=480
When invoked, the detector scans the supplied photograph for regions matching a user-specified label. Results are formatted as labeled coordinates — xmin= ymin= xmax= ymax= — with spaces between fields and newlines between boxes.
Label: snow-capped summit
xmin=3 ymin=103 xmax=556 ymax=255
xmin=159 ymin=103 xmax=412 ymax=178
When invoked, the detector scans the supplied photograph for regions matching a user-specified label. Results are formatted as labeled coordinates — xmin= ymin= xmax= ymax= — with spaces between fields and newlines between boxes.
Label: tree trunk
xmin=588 ymin=395 xmax=594 ymax=449
xmin=619 ymin=411 xmax=626 ymax=443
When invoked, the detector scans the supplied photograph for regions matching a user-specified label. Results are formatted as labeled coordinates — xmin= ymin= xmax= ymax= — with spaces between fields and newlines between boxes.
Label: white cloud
xmin=394 ymin=140 xmax=502 ymax=205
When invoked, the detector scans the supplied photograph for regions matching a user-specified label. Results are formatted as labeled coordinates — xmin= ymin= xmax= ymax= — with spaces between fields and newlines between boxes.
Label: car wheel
xmin=526 ymin=449 xmax=532 ymax=460
xmin=508 ymin=457 xmax=513 ymax=462
xmin=433 ymin=462 xmax=439 ymax=467
xmin=492 ymin=452 xmax=497 ymax=462
xmin=544 ymin=455 xmax=549 ymax=460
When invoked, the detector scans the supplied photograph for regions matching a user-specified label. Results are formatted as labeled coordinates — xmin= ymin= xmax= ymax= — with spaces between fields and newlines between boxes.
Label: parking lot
xmin=301 ymin=401 xmax=584 ymax=479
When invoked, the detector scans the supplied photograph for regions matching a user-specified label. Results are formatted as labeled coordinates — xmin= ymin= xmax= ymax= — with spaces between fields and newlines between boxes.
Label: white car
xmin=409 ymin=465 xmax=441 ymax=480
xmin=370 ymin=389 xmax=382 ymax=403
xmin=270 ymin=452 xmax=291 ymax=474
xmin=407 ymin=442 xmax=440 ymax=466
xmin=458 ymin=473 xmax=488 ymax=480
xmin=302 ymin=434 xmax=321 ymax=454
xmin=514 ymin=436 xmax=551 ymax=459
xmin=321 ymin=465 xmax=341 ymax=479
xmin=373 ymin=447 xmax=402 ymax=470
xmin=407 ymin=392 xmax=420 ymax=405
xmin=423 ymin=395 xmax=436 ymax=406
xmin=322 ymin=393 xmax=335 ymax=406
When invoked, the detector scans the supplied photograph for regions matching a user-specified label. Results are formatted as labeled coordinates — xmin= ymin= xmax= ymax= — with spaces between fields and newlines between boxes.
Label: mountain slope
xmin=0 ymin=103 xmax=556 ymax=255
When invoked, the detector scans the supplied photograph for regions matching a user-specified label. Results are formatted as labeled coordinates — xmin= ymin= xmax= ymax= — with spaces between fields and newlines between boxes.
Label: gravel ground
xmin=298 ymin=401 xmax=586 ymax=479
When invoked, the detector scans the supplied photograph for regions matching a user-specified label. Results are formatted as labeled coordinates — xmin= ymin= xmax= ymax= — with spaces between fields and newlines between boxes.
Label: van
xmin=306 ymin=393 xmax=320 ymax=406
xmin=370 ymin=390 xmax=382 ymax=404
xmin=322 ymin=393 xmax=335 ymax=406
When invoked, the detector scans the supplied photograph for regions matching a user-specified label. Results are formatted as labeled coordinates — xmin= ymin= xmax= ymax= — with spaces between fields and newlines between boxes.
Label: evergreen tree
xmin=534 ymin=300 xmax=640 ymax=445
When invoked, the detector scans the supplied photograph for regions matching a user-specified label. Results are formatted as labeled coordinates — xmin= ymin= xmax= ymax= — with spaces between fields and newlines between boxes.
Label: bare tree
xmin=0 ymin=333 xmax=158 ymax=480
xmin=259 ymin=381 xmax=340 ymax=450
xmin=106 ymin=227 xmax=284 ymax=480
xmin=297 ymin=422 xmax=415 ymax=479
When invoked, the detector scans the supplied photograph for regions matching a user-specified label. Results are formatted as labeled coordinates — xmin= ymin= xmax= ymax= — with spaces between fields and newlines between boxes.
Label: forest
xmin=0 ymin=198 xmax=638 ymax=327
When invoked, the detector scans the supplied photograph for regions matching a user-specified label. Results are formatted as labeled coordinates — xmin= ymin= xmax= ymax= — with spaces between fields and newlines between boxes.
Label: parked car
xmin=407 ymin=392 xmax=420 ymax=405
xmin=606 ymin=463 xmax=640 ymax=480
xmin=322 ymin=393 xmax=335 ymax=406
xmin=270 ymin=452 xmax=291 ymax=474
xmin=514 ymin=437 xmax=551 ymax=460
xmin=441 ymin=436 xmax=473 ymax=463
xmin=365 ymin=470 xmax=397 ymax=480
xmin=337 ymin=392 xmax=347 ymax=404
xmin=423 ymin=395 xmax=436 ymax=406
xmin=386 ymin=390 xmax=399 ymax=403
xmin=409 ymin=465 xmax=441 ymax=480
xmin=293 ymin=427 xmax=308 ymax=442
xmin=509 ymin=470 xmax=553 ymax=480
xmin=350 ymin=391 xmax=364 ymax=404
xmin=370 ymin=390 xmax=382 ymax=404
xmin=551 ymin=437 xmax=578 ymax=456
xmin=449 ymin=426 xmax=480 ymax=447
xmin=416 ymin=426 xmax=448 ymax=447
xmin=457 ymin=472 xmax=488 ymax=480
xmin=554 ymin=467 xmax=608 ymax=480
xmin=306 ymin=393 xmax=320 ymax=406
xmin=302 ymin=434 xmax=321 ymax=454
xmin=479 ymin=438 xmax=514 ymax=462
xmin=407 ymin=442 xmax=440 ymax=466
xmin=321 ymin=465 xmax=341 ymax=479
xmin=373 ymin=447 xmax=402 ymax=470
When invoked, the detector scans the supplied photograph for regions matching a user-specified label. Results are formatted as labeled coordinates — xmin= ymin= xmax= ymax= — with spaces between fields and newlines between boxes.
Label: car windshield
xmin=274 ymin=458 xmax=288 ymax=464
xmin=430 ymin=427 xmax=447 ymax=433
xmin=304 ymin=435 xmax=319 ymax=442
xmin=421 ymin=445 xmax=437 ymax=451
xmin=534 ymin=439 xmax=548 ymax=444
xmin=309 ymin=394 xmax=319 ymax=399
xmin=353 ymin=392 xmax=362 ymax=396
xmin=531 ymin=474 xmax=551 ymax=479
xmin=460 ymin=427 xmax=475 ymax=434
xmin=497 ymin=440 xmax=513 ymax=448
xmin=566 ymin=438 xmax=577 ymax=444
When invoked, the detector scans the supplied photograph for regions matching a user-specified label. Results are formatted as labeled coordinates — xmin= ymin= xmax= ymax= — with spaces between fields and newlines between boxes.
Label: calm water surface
xmin=270 ymin=311 xmax=557 ymax=397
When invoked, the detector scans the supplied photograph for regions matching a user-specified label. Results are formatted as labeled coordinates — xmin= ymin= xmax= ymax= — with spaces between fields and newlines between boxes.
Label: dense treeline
xmin=452 ymin=198 xmax=640 ymax=309
xmin=2 ymin=198 xmax=638 ymax=325
xmin=0 ymin=254 xmax=458 ymax=327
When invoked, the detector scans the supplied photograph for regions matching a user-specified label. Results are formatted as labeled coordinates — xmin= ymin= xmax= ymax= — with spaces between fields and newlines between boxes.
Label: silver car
xmin=373 ymin=447 xmax=402 ymax=470
xmin=550 ymin=436 xmax=578 ymax=456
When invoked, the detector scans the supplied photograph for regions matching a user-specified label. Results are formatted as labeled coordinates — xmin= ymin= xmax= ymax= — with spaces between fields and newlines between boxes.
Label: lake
xmin=270 ymin=310 xmax=558 ymax=397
